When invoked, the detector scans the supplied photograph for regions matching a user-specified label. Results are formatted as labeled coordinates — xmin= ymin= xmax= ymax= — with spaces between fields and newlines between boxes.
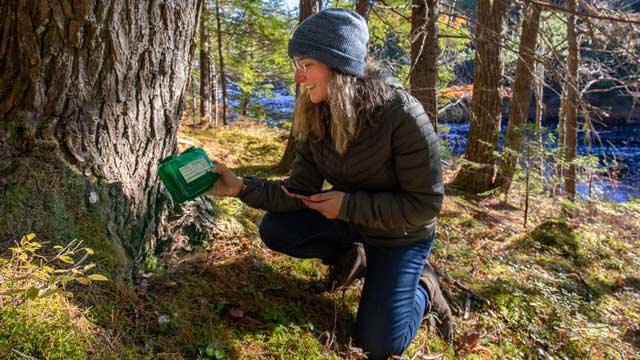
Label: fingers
xmin=211 ymin=162 xmax=227 ymax=174
xmin=303 ymin=199 xmax=337 ymax=219
xmin=302 ymin=198 xmax=319 ymax=209
xmin=309 ymin=191 xmax=337 ymax=202
xmin=305 ymin=193 xmax=343 ymax=220
xmin=211 ymin=162 xmax=237 ymax=182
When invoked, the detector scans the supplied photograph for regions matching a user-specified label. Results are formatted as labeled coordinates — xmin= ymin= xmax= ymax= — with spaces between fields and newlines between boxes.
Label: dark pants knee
xmin=257 ymin=210 xmax=358 ymax=263
xmin=258 ymin=212 xmax=288 ymax=252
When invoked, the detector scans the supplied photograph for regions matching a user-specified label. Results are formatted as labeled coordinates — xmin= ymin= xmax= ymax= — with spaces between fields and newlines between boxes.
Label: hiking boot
xmin=325 ymin=243 xmax=366 ymax=291
xmin=420 ymin=263 xmax=453 ymax=341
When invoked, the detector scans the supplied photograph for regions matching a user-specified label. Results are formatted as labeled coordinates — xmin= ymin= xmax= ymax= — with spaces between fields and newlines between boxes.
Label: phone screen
xmin=281 ymin=185 xmax=314 ymax=200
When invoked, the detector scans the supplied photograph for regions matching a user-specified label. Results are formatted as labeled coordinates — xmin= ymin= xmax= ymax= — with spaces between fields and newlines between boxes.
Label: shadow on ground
xmin=76 ymin=251 xmax=358 ymax=358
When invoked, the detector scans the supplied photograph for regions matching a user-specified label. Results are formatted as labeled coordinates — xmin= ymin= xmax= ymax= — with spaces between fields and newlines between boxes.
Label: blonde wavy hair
xmin=292 ymin=62 xmax=393 ymax=155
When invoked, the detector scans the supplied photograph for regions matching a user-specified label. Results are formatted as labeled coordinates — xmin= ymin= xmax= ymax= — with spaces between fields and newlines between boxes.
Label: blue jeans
xmin=259 ymin=209 xmax=434 ymax=360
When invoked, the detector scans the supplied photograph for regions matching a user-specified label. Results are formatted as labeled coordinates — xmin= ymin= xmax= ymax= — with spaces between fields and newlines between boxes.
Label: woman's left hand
xmin=302 ymin=191 xmax=345 ymax=219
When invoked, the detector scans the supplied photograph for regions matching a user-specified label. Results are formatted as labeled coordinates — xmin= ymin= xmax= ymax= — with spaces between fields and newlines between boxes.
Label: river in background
xmin=445 ymin=122 xmax=640 ymax=202
xmin=227 ymin=88 xmax=640 ymax=202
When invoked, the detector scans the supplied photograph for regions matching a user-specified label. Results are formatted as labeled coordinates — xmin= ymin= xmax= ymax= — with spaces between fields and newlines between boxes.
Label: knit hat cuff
xmin=288 ymin=37 xmax=366 ymax=77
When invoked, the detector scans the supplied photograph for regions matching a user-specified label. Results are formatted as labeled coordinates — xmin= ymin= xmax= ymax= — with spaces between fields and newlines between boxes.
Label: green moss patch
xmin=0 ymin=156 xmax=130 ymax=279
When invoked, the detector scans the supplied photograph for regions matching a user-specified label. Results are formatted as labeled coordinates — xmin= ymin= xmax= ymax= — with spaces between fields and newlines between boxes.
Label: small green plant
xmin=1 ymin=233 xmax=109 ymax=302
xmin=573 ymin=154 xmax=606 ymax=199
xmin=0 ymin=233 xmax=109 ymax=358
xmin=198 ymin=341 xmax=227 ymax=359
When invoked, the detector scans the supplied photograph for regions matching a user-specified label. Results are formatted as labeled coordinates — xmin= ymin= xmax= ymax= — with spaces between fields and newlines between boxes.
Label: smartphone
xmin=281 ymin=185 xmax=316 ymax=199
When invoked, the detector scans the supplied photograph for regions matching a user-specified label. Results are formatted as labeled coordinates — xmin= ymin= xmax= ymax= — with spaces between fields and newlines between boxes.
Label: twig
xmin=330 ymin=292 xmax=338 ymax=351
xmin=438 ymin=92 xmax=472 ymax=115
xmin=453 ymin=280 xmax=491 ymax=306
xmin=71 ymin=251 xmax=90 ymax=269
xmin=422 ymin=353 xmax=444 ymax=359
xmin=433 ymin=266 xmax=491 ymax=307
xmin=376 ymin=0 xmax=410 ymax=22
xmin=10 ymin=349 xmax=39 ymax=360
xmin=463 ymin=294 xmax=471 ymax=320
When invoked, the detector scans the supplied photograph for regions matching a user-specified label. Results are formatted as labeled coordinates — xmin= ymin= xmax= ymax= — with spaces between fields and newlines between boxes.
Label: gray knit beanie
xmin=288 ymin=8 xmax=369 ymax=78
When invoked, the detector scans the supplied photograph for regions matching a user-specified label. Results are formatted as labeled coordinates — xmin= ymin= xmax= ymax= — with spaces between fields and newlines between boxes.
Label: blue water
xmin=443 ymin=122 xmax=640 ymax=202
xmin=226 ymin=88 xmax=640 ymax=202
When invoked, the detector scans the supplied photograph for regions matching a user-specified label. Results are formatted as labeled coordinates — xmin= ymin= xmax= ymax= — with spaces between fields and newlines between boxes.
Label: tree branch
xmin=529 ymin=0 xmax=640 ymax=25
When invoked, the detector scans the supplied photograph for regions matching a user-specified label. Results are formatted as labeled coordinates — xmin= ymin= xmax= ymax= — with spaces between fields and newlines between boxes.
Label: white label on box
xmin=179 ymin=157 xmax=211 ymax=184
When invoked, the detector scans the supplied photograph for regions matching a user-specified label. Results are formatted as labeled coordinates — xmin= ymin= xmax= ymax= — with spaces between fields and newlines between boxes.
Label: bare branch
xmin=529 ymin=0 xmax=640 ymax=25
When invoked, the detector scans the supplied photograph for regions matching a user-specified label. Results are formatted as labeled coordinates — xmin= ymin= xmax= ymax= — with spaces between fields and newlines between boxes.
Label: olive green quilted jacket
xmin=237 ymin=76 xmax=444 ymax=247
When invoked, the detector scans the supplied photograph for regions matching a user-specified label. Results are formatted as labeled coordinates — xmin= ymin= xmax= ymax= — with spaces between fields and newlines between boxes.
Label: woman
xmin=206 ymin=8 xmax=452 ymax=359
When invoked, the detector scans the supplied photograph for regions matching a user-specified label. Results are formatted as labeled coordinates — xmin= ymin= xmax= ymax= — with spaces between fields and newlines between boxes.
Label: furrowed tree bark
xmin=200 ymin=1 xmax=212 ymax=124
xmin=278 ymin=0 xmax=321 ymax=171
xmin=564 ymin=0 xmax=578 ymax=200
xmin=410 ymin=0 xmax=439 ymax=132
xmin=0 ymin=0 xmax=202 ymax=277
xmin=495 ymin=2 xmax=542 ymax=193
xmin=452 ymin=0 xmax=506 ymax=193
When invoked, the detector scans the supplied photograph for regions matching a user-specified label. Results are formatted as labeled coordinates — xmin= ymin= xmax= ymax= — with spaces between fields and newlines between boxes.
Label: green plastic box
xmin=158 ymin=147 xmax=220 ymax=202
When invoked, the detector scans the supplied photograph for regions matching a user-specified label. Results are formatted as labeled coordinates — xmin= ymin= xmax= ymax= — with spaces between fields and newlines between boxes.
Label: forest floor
xmin=2 ymin=118 xmax=639 ymax=359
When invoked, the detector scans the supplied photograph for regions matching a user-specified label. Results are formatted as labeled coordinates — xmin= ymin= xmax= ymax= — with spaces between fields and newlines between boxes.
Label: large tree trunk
xmin=278 ymin=0 xmax=321 ymax=171
xmin=410 ymin=0 xmax=439 ymax=132
xmin=200 ymin=1 xmax=212 ymax=124
xmin=495 ymin=2 xmax=542 ymax=193
xmin=0 ymin=0 xmax=202 ymax=278
xmin=452 ymin=0 xmax=506 ymax=193
xmin=564 ymin=0 xmax=579 ymax=199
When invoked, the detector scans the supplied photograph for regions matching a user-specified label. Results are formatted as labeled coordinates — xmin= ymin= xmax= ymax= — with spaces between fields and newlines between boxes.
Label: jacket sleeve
xmin=337 ymin=98 xmax=444 ymax=229
xmin=237 ymin=140 xmax=325 ymax=212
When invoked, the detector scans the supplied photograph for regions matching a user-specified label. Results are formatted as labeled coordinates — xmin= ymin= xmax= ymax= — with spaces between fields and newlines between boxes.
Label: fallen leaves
xmin=456 ymin=328 xmax=492 ymax=356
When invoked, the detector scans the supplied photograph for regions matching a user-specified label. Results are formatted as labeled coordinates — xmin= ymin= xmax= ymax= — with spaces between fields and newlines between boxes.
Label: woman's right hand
xmin=205 ymin=162 xmax=244 ymax=197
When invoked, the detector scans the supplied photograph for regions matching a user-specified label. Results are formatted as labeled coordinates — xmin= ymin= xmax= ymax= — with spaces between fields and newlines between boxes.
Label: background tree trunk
xmin=534 ymin=46 xmax=545 ymax=180
xmin=495 ymin=2 xmax=542 ymax=193
xmin=211 ymin=48 xmax=220 ymax=128
xmin=0 ymin=0 xmax=202 ymax=277
xmin=214 ymin=0 xmax=228 ymax=126
xmin=278 ymin=0 xmax=321 ymax=171
xmin=555 ymin=84 xmax=567 ymax=196
xmin=564 ymin=0 xmax=579 ymax=200
xmin=410 ymin=0 xmax=439 ymax=132
xmin=451 ymin=0 xmax=506 ymax=193
xmin=356 ymin=0 xmax=373 ymax=20
xmin=298 ymin=0 xmax=321 ymax=22
xmin=200 ymin=1 xmax=212 ymax=124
